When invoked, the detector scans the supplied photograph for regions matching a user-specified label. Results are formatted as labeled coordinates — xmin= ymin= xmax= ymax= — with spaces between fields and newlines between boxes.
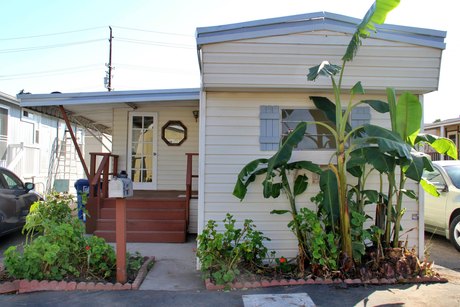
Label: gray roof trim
xmin=18 ymin=88 xmax=200 ymax=107
xmin=196 ymin=11 xmax=446 ymax=49
xmin=0 ymin=91 xmax=19 ymax=106
xmin=424 ymin=117 xmax=460 ymax=128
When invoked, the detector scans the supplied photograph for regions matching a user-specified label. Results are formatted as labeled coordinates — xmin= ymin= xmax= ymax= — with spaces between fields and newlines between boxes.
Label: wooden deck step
xmin=89 ymin=193 xmax=188 ymax=243
xmin=99 ymin=208 xmax=186 ymax=220
xmin=94 ymin=230 xmax=186 ymax=243
xmin=103 ymin=198 xmax=186 ymax=209
xmin=97 ymin=219 xmax=186 ymax=232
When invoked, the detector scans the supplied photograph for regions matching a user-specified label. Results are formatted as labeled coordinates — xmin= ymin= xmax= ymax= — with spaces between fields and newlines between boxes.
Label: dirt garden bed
xmin=0 ymin=256 xmax=154 ymax=294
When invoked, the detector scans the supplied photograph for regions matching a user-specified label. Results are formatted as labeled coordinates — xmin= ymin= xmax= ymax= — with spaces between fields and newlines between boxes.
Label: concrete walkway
xmin=124 ymin=235 xmax=204 ymax=291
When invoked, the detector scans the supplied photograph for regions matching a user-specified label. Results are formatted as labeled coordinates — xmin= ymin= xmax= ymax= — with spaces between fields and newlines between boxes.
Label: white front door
xmin=128 ymin=112 xmax=158 ymax=190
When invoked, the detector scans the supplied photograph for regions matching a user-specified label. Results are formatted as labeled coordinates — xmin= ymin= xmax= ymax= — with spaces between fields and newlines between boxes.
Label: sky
xmin=1 ymin=0 xmax=458 ymax=123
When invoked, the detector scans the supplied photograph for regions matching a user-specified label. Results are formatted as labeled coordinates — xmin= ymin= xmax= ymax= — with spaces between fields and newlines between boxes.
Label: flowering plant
xmin=275 ymin=256 xmax=291 ymax=273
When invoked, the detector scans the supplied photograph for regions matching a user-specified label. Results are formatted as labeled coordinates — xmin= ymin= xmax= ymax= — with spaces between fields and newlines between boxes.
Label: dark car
xmin=0 ymin=167 xmax=41 ymax=237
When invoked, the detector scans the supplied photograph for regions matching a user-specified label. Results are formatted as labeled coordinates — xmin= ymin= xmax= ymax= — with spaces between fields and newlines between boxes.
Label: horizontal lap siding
xmin=203 ymin=92 xmax=420 ymax=256
xmin=201 ymin=31 xmax=442 ymax=93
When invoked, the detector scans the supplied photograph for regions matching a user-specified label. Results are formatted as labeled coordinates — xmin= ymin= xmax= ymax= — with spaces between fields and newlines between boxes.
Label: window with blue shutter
xmin=259 ymin=106 xmax=280 ymax=151
xmin=259 ymin=105 xmax=371 ymax=151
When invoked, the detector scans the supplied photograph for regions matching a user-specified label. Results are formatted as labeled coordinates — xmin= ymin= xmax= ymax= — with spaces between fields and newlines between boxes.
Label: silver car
xmin=423 ymin=160 xmax=460 ymax=251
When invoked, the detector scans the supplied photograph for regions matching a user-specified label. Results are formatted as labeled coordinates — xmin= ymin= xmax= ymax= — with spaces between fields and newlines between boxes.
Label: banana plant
xmin=233 ymin=122 xmax=322 ymax=272
xmin=355 ymin=90 xmax=457 ymax=246
xmin=306 ymin=0 xmax=400 ymax=257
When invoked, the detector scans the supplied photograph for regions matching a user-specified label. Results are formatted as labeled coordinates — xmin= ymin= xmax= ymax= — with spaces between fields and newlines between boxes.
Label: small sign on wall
xmin=53 ymin=179 xmax=69 ymax=193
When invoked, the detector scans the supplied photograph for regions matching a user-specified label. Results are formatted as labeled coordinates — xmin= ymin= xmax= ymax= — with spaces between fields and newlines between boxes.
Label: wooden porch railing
xmin=86 ymin=152 xmax=119 ymax=233
xmin=185 ymin=153 xmax=198 ymax=228
xmin=89 ymin=152 xmax=119 ymax=199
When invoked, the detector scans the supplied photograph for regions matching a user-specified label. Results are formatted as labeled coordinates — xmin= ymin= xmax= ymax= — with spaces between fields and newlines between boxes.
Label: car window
xmin=423 ymin=168 xmax=445 ymax=187
xmin=0 ymin=169 xmax=24 ymax=190
xmin=444 ymin=165 xmax=460 ymax=189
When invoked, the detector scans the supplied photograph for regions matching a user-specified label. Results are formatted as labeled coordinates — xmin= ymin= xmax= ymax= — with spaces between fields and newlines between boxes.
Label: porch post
xmin=58 ymin=105 xmax=90 ymax=179
xmin=115 ymin=197 xmax=127 ymax=284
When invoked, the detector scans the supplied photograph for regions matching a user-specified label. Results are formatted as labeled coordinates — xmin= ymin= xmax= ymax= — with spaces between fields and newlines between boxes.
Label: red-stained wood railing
xmin=86 ymin=152 xmax=118 ymax=233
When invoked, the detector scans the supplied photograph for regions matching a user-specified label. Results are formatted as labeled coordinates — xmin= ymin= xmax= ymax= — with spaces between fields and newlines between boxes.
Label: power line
xmin=0 ymin=26 xmax=106 ymax=41
xmin=115 ymin=37 xmax=194 ymax=49
xmin=112 ymin=25 xmax=192 ymax=37
xmin=0 ymin=65 xmax=101 ymax=80
xmin=0 ymin=39 xmax=105 ymax=54
xmin=117 ymin=63 xmax=197 ymax=74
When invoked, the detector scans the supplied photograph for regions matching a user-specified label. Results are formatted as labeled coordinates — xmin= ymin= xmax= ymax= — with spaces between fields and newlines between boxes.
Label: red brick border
xmin=204 ymin=275 xmax=448 ymax=291
xmin=0 ymin=256 xmax=155 ymax=294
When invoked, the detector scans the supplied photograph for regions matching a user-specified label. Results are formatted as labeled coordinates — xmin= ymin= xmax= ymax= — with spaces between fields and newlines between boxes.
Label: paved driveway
xmin=425 ymin=231 xmax=460 ymax=271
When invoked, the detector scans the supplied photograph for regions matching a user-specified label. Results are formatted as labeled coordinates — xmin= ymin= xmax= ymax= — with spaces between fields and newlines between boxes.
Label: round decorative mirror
xmin=161 ymin=120 xmax=187 ymax=146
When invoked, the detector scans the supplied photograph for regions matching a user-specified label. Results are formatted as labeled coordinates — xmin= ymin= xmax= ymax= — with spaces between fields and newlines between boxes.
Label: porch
xmin=86 ymin=152 xmax=198 ymax=243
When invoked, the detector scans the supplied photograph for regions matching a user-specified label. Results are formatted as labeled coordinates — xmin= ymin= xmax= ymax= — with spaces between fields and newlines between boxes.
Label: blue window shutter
xmin=260 ymin=106 xmax=280 ymax=151
xmin=350 ymin=106 xmax=371 ymax=129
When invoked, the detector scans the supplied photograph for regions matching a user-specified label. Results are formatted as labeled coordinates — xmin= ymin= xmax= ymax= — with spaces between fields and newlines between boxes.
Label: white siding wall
xmin=112 ymin=103 xmax=199 ymax=191
xmin=201 ymin=31 xmax=442 ymax=93
xmin=202 ymin=92 xmax=420 ymax=257
xmin=0 ymin=102 xmax=85 ymax=194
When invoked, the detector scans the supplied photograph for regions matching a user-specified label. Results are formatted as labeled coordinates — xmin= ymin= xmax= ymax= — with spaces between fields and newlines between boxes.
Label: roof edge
xmin=0 ymin=91 xmax=19 ymax=106
xmin=18 ymin=88 xmax=201 ymax=107
xmin=196 ymin=11 xmax=446 ymax=49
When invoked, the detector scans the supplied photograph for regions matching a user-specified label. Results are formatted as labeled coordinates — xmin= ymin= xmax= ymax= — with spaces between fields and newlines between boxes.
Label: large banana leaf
xmin=420 ymin=178 xmax=440 ymax=197
xmin=233 ymin=158 xmax=269 ymax=200
xmin=415 ymin=134 xmax=458 ymax=160
xmin=343 ymin=0 xmax=400 ymax=62
xmin=233 ymin=122 xmax=310 ymax=201
xmin=356 ymin=124 xmax=411 ymax=159
xmin=365 ymin=147 xmax=395 ymax=173
xmin=347 ymin=148 xmax=368 ymax=177
xmin=395 ymin=92 xmax=422 ymax=146
xmin=265 ymin=122 xmax=307 ymax=175
xmin=310 ymin=96 xmax=344 ymax=131
xmin=403 ymin=150 xmax=433 ymax=182
xmin=294 ymin=174 xmax=309 ymax=197
xmin=360 ymin=100 xmax=389 ymax=113
xmin=286 ymin=161 xmax=322 ymax=174
xmin=307 ymin=61 xmax=341 ymax=81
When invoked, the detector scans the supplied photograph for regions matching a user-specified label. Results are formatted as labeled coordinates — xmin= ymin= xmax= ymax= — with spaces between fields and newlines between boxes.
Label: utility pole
xmin=105 ymin=26 xmax=113 ymax=91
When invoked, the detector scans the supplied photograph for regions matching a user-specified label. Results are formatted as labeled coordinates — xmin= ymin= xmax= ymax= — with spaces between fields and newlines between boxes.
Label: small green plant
xmin=296 ymin=207 xmax=339 ymax=272
xmin=197 ymin=213 xmax=271 ymax=285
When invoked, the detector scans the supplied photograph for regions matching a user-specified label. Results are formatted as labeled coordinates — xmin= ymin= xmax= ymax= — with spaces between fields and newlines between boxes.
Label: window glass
xmin=423 ymin=167 xmax=446 ymax=189
xmin=0 ymin=108 xmax=7 ymax=162
xmin=444 ymin=165 xmax=460 ymax=189
xmin=0 ymin=170 xmax=23 ymax=190
xmin=281 ymin=109 xmax=336 ymax=150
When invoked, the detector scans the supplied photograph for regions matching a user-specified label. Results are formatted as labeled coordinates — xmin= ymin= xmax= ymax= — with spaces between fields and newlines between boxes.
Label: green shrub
xmin=197 ymin=213 xmax=270 ymax=285
xmin=4 ymin=193 xmax=116 ymax=281
xmin=23 ymin=192 xmax=74 ymax=241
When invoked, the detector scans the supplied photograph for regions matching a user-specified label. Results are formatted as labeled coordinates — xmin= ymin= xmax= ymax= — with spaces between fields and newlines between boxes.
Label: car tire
xmin=449 ymin=215 xmax=460 ymax=252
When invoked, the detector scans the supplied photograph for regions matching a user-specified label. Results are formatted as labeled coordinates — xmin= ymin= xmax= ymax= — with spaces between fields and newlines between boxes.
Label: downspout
xmin=59 ymin=105 xmax=90 ymax=179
